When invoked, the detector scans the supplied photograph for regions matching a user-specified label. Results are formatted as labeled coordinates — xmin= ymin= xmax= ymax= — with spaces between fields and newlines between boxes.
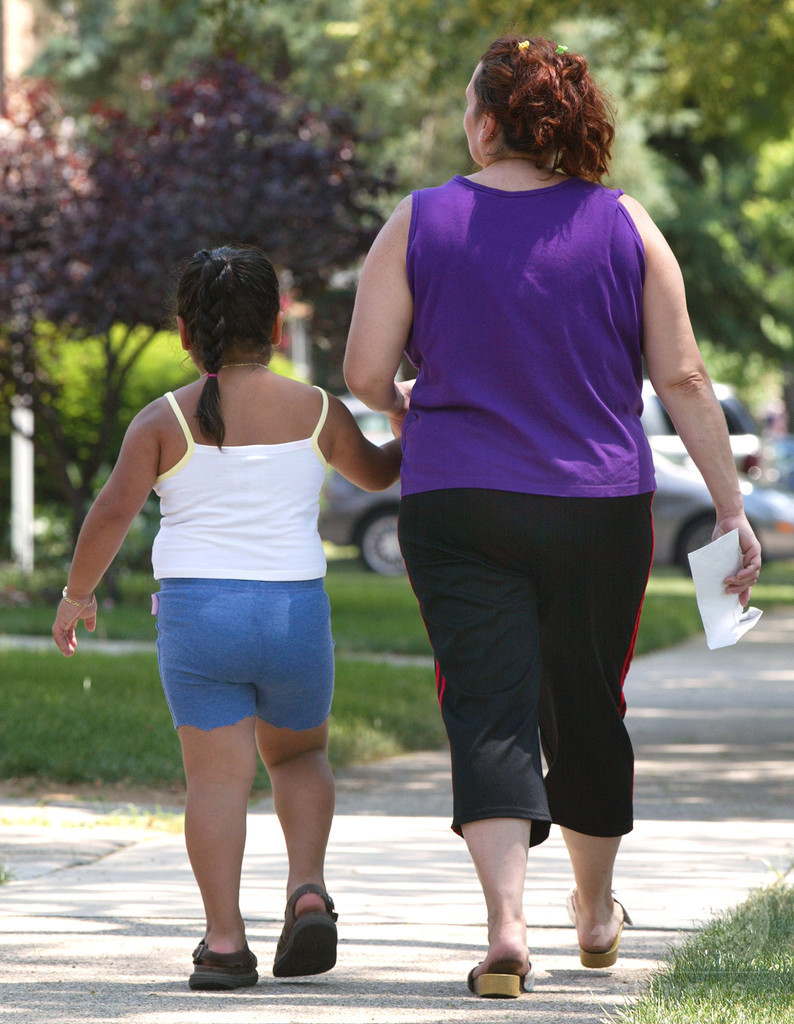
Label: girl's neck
xmin=200 ymin=361 xmax=270 ymax=376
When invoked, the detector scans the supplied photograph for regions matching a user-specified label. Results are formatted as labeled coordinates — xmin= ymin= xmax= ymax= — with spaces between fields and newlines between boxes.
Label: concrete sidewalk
xmin=1 ymin=610 xmax=792 ymax=1023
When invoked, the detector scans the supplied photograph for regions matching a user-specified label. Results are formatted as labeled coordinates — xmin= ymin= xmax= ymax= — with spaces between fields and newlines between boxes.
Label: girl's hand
xmin=52 ymin=594 xmax=98 ymax=657
xmin=388 ymin=379 xmax=415 ymax=438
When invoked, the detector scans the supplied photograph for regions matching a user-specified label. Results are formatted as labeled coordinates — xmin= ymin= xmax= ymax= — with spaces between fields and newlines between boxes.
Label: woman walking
xmin=344 ymin=35 xmax=761 ymax=997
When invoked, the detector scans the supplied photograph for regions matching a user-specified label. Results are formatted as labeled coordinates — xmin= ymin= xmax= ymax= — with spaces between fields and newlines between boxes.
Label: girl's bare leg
xmin=257 ymin=718 xmax=335 ymax=918
xmin=178 ymin=717 xmax=258 ymax=953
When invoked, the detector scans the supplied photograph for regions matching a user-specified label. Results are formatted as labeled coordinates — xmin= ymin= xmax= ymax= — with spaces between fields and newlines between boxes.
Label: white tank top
xmin=151 ymin=387 xmax=329 ymax=581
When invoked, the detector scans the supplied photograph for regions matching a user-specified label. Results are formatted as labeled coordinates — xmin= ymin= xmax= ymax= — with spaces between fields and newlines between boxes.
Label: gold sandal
xmin=566 ymin=890 xmax=632 ymax=968
xmin=467 ymin=959 xmax=535 ymax=998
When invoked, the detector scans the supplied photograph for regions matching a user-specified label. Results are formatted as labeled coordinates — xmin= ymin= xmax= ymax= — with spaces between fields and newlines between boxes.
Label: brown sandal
xmin=189 ymin=940 xmax=258 ymax=990
xmin=272 ymin=884 xmax=338 ymax=977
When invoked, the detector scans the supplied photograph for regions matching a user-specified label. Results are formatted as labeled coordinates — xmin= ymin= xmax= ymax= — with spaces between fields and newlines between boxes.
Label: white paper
xmin=687 ymin=529 xmax=762 ymax=650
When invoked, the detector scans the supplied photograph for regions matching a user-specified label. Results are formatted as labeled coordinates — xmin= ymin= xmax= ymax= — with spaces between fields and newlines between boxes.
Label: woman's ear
xmin=479 ymin=113 xmax=497 ymax=144
xmin=271 ymin=310 xmax=285 ymax=348
xmin=177 ymin=316 xmax=191 ymax=351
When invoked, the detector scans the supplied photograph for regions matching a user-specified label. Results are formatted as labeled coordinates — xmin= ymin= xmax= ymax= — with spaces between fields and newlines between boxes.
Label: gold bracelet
xmin=61 ymin=586 xmax=94 ymax=608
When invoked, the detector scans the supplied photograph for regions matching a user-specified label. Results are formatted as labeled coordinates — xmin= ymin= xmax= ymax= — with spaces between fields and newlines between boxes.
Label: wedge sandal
xmin=566 ymin=890 xmax=633 ymax=968
xmin=467 ymin=959 xmax=535 ymax=998
xmin=272 ymin=883 xmax=338 ymax=977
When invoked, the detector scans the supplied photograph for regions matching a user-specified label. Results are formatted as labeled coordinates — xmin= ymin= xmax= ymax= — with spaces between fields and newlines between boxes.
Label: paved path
xmin=0 ymin=611 xmax=792 ymax=1023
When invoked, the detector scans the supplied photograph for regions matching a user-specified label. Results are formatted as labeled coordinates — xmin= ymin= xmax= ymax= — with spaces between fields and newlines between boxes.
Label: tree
xmin=367 ymin=2 xmax=794 ymax=371
xmin=744 ymin=131 xmax=794 ymax=329
xmin=0 ymin=79 xmax=98 ymax=535
xmin=27 ymin=0 xmax=211 ymax=117
xmin=28 ymin=1 xmax=794 ymax=176
xmin=1 ymin=60 xmax=392 ymax=554
xmin=22 ymin=0 xmax=794 ymax=393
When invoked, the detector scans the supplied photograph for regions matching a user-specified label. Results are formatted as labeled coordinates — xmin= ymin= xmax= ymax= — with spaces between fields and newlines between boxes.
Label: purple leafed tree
xmin=0 ymin=79 xmax=98 ymax=531
xmin=1 ymin=61 xmax=393 ymax=546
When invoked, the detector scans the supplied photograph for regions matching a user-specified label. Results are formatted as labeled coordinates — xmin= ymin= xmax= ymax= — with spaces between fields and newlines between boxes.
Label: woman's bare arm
xmin=344 ymin=195 xmax=415 ymax=430
xmin=620 ymin=194 xmax=761 ymax=601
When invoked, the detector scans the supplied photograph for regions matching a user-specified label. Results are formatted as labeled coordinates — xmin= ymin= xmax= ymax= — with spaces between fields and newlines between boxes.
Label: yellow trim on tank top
xmin=156 ymin=386 xmax=329 ymax=483
xmin=311 ymin=386 xmax=329 ymax=468
xmin=156 ymin=392 xmax=195 ymax=483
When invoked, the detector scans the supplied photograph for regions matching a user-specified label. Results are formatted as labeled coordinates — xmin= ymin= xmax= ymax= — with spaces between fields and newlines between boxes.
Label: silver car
xmin=319 ymin=397 xmax=402 ymax=574
xmin=320 ymin=397 xmax=794 ymax=573
xmin=651 ymin=451 xmax=794 ymax=566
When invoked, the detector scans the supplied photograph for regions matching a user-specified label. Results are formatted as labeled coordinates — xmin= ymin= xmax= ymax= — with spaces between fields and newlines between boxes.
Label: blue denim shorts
xmin=154 ymin=578 xmax=334 ymax=732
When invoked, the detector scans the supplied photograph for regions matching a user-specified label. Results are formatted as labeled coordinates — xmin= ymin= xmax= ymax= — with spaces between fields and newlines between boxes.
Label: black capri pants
xmin=398 ymin=488 xmax=654 ymax=847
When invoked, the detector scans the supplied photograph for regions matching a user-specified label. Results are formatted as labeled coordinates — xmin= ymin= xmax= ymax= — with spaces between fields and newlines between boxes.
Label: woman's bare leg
xmin=461 ymin=817 xmax=532 ymax=979
xmin=561 ymin=827 xmax=624 ymax=951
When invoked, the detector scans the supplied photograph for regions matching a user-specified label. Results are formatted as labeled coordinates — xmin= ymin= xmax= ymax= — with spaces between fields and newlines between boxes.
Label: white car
xmin=641 ymin=379 xmax=765 ymax=479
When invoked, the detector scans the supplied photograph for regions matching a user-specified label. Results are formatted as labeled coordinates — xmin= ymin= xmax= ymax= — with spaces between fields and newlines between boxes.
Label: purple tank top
xmin=401 ymin=175 xmax=656 ymax=498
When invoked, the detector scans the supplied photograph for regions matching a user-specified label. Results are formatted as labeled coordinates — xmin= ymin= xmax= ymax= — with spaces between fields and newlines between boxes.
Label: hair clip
xmin=517 ymin=40 xmax=530 ymax=50
xmin=555 ymin=44 xmax=569 ymax=55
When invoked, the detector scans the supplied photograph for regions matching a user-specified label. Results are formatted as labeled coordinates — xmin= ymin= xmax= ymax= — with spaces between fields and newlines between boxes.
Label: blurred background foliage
xmin=3 ymin=0 xmax=794 ymax=570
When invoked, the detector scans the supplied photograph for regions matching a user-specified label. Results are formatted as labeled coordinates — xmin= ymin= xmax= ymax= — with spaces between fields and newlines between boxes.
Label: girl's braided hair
xmin=475 ymin=36 xmax=615 ymax=183
xmin=175 ymin=244 xmax=280 ymax=448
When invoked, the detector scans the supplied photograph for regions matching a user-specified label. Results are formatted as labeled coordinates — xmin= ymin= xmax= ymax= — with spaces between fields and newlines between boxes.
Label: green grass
xmin=0 ymin=648 xmax=442 ymax=791
xmin=0 ymin=651 xmax=181 ymax=786
xmin=4 ymin=559 xmax=793 ymax=653
xmin=611 ymin=884 xmax=794 ymax=1024
xmin=1 ymin=558 xmax=792 ymax=790
xmin=326 ymin=564 xmax=432 ymax=654
xmin=0 ymin=558 xmax=434 ymax=653
xmin=636 ymin=570 xmax=702 ymax=655
xmin=0 ymin=600 xmax=156 ymax=640
xmin=636 ymin=561 xmax=794 ymax=655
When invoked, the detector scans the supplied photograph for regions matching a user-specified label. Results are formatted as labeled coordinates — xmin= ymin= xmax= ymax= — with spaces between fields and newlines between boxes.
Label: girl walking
xmin=53 ymin=244 xmax=404 ymax=990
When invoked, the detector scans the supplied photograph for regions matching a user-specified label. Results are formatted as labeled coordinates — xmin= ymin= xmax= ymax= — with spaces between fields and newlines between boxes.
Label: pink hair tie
xmin=205 ymin=372 xmax=218 ymax=378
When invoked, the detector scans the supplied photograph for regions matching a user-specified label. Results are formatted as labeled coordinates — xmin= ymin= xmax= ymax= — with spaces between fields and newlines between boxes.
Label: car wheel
xmin=357 ymin=510 xmax=404 ymax=575
xmin=675 ymin=514 xmax=716 ymax=570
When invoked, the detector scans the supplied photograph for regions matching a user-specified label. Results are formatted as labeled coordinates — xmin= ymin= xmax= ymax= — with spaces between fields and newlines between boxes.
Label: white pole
xmin=10 ymin=401 xmax=34 ymax=573
xmin=0 ymin=0 xmax=6 ymax=118
xmin=289 ymin=316 xmax=312 ymax=382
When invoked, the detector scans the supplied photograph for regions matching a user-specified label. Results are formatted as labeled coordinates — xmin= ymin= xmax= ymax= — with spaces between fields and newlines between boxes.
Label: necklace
xmin=201 ymin=363 xmax=268 ymax=376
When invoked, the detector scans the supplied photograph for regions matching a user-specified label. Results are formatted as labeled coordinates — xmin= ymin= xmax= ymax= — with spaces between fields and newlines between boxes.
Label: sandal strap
xmin=192 ymin=942 xmax=257 ymax=968
xmin=284 ymin=883 xmax=338 ymax=923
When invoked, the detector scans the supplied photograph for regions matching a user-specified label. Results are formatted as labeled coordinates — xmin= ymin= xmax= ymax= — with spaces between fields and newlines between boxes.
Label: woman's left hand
xmin=714 ymin=514 xmax=762 ymax=606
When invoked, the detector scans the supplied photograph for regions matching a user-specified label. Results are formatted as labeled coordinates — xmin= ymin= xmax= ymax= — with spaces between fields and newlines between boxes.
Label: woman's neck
xmin=467 ymin=155 xmax=566 ymax=192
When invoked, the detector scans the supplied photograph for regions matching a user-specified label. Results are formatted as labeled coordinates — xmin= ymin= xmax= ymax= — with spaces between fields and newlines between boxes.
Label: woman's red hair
xmin=475 ymin=35 xmax=615 ymax=183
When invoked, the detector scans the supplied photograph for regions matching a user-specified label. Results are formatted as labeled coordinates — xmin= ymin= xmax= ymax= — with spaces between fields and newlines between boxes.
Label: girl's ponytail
xmin=175 ymin=245 xmax=281 ymax=448
xmin=194 ymin=252 xmax=233 ymax=447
